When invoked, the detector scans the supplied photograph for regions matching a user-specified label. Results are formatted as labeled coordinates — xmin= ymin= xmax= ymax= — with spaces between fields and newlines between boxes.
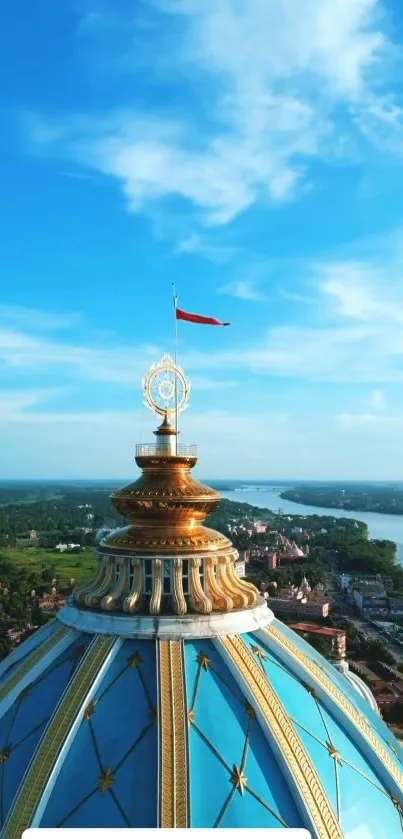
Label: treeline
xmin=0 ymin=484 xmax=125 ymax=548
xmin=282 ymin=485 xmax=403 ymax=515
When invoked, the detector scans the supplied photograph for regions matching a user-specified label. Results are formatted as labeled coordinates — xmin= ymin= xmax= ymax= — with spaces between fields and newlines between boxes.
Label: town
xmin=1 ymin=483 xmax=403 ymax=734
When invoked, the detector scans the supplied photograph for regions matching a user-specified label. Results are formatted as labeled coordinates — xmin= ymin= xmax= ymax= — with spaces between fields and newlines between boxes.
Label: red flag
xmin=176 ymin=307 xmax=230 ymax=327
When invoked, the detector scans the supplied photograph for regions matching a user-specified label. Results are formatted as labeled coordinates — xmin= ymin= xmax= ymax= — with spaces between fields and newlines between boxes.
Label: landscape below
xmin=2 ymin=480 xmax=403 ymax=730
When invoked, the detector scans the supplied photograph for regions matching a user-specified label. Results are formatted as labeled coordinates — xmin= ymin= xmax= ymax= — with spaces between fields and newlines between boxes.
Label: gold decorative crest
xmin=142 ymin=354 xmax=190 ymax=418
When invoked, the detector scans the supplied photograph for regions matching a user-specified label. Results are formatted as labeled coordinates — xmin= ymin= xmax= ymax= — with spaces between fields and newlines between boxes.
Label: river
xmin=221 ymin=488 xmax=403 ymax=564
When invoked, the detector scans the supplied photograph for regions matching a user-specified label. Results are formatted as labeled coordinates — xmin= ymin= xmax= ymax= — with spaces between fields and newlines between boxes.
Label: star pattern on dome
xmin=196 ymin=652 xmax=211 ymax=671
xmin=99 ymin=769 xmax=114 ymax=792
xmin=128 ymin=652 xmax=142 ymax=669
xmin=55 ymin=648 xmax=157 ymax=829
xmin=252 ymin=633 xmax=403 ymax=833
xmin=230 ymin=765 xmax=247 ymax=795
xmin=0 ymin=637 xmax=89 ymax=830
xmin=0 ymin=747 xmax=11 ymax=765
xmin=83 ymin=701 xmax=97 ymax=721
xmin=187 ymin=644 xmax=289 ymax=829
xmin=326 ymin=742 xmax=341 ymax=763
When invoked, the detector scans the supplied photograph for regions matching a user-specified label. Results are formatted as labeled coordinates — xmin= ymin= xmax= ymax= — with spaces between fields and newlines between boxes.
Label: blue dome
xmin=2 ymin=361 xmax=403 ymax=839
xmin=0 ymin=610 xmax=402 ymax=838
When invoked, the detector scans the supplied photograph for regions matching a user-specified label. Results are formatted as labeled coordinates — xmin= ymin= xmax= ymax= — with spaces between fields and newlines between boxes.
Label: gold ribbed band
xmin=217 ymin=635 xmax=343 ymax=839
xmin=265 ymin=625 xmax=403 ymax=795
xmin=157 ymin=640 xmax=189 ymax=827
xmin=0 ymin=625 xmax=70 ymax=706
xmin=2 ymin=635 xmax=115 ymax=839
xmin=74 ymin=553 xmax=257 ymax=616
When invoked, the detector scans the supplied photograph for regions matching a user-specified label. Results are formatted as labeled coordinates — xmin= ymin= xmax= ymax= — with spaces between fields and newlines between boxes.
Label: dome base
xmin=57 ymin=598 xmax=273 ymax=639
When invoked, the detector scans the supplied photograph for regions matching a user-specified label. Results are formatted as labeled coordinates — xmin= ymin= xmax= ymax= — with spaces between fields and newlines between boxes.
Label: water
xmin=221 ymin=488 xmax=403 ymax=564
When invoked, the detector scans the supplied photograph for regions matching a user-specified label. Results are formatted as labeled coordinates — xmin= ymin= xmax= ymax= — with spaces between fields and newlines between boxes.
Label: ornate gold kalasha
xmin=72 ymin=357 xmax=259 ymax=618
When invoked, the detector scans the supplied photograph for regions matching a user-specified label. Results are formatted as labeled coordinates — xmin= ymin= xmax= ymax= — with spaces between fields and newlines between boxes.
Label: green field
xmin=4 ymin=548 xmax=97 ymax=585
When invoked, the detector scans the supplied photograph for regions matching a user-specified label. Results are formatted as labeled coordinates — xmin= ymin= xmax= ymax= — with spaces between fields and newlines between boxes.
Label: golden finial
xmin=142 ymin=354 xmax=190 ymax=418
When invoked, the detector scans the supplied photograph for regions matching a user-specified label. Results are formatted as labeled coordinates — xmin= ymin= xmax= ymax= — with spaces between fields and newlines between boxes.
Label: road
xmin=325 ymin=573 xmax=403 ymax=664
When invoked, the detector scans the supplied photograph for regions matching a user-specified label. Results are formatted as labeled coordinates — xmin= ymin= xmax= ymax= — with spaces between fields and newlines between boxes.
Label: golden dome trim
xmin=264 ymin=624 xmax=403 ymax=797
xmin=1 ymin=636 xmax=116 ymax=839
xmin=217 ymin=634 xmax=343 ymax=839
xmin=158 ymin=639 xmax=189 ymax=827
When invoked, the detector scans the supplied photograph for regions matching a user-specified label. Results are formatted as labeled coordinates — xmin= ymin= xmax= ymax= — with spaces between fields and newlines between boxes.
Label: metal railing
xmin=135 ymin=443 xmax=198 ymax=457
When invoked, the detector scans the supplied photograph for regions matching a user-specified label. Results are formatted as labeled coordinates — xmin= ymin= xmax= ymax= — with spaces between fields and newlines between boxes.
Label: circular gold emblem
xmin=142 ymin=354 xmax=190 ymax=417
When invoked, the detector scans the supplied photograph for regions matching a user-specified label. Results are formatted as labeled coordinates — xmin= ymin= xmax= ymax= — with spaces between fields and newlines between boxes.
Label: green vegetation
xmin=4 ymin=548 xmax=97 ymax=585
xmin=206 ymin=497 xmax=394 ymax=582
xmin=282 ymin=483 xmax=403 ymax=515
xmin=0 ymin=481 xmax=124 ymax=550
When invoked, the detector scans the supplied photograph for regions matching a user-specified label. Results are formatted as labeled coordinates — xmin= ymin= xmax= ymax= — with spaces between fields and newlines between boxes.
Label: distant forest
xmin=282 ymin=485 xmax=403 ymax=515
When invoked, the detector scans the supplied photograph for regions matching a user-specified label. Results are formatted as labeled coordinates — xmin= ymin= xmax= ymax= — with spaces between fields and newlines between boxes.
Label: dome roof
xmin=283 ymin=545 xmax=305 ymax=559
xmin=1 ymin=357 xmax=403 ymax=838
xmin=0 ymin=611 xmax=403 ymax=837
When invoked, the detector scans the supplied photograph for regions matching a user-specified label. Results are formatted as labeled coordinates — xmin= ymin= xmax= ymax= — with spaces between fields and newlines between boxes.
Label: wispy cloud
xmin=26 ymin=0 xmax=403 ymax=226
xmin=218 ymin=280 xmax=267 ymax=301
xmin=5 ymin=221 xmax=403 ymax=390
xmin=177 ymin=233 xmax=237 ymax=263
xmin=0 ymin=304 xmax=81 ymax=332
xmin=60 ymin=170 xmax=95 ymax=181
xmin=0 ymin=388 xmax=62 ymax=417
xmin=368 ymin=388 xmax=386 ymax=411
xmin=337 ymin=412 xmax=383 ymax=427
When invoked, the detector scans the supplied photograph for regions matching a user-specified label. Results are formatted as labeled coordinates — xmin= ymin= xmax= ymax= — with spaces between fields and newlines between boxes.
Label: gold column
xmin=204 ymin=557 xmax=234 ymax=612
xmin=123 ymin=558 xmax=143 ymax=614
xmin=74 ymin=559 xmax=107 ymax=606
xmin=226 ymin=559 xmax=258 ymax=607
xmin=172 ymin=558 xmax=187 ymax=616
xmin=85 ymin=558 xmax=115 ymax=609
xmin=216 ymin=556 xmax=249 ymax=609
xmin=150 ymin=559 xmax=163 ymax=615
xmin=189 ymin=557 xmax=212 ymax=615
xmin=101 ymin=558 xmax=129 ymax=611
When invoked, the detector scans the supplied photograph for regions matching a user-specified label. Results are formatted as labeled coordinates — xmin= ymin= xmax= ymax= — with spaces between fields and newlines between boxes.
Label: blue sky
xmin=2 ymin=0 xmax=403 ymax=480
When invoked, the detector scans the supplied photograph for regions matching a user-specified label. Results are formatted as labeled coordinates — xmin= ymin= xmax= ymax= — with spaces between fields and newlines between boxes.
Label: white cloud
xmin=218 ymin=280 xmax=266 ymax=301
xmin=318 ymin=261 xmax=403 ymax=324
xmin=6 ymin=228 xmax=403 ymax=393
xmin=2 ymin=399 xmax=403 ymax=479
xmin=177 ymin=233 xmax=237 ymax=263
xmin=0 ymin=389 xmax=62 ymax=418
xmin=368 ymin=388 xmax=385 ymax=410
xmin=337 ymin=412 xmax=382 ymax=426
xmin=27 ymin=0 xmax=402 ymax=225
xmin=0 ymin=304 xmax=81 ymax=332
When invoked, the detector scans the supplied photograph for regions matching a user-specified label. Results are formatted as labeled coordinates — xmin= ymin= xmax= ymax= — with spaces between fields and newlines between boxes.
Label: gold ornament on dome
xmin=142 ymin=354 xmax=190 ymax=418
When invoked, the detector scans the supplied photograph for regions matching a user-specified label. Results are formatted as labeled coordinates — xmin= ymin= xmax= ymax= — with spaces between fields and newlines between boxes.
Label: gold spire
xmin=73 ymin=357 xmax=259 ymax=618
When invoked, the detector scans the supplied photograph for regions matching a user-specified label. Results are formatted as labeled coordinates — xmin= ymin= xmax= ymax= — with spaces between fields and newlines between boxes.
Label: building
xmin=266 ymin=550 xmax=278 ymax=570
xmin=352 ymin=586 xmax=390 ymax=617
xmin=281 ymin=541 xmax=306 ymax=562
xmin=266 ymin=592 xmax=331 ymax=619
xmin=0 ymin=355 xmax=402 ymax=836
xmin=55 ymin=542 xmax=81 ymax=553
xmin=340 ymin=574 xmax=394 ymax=593
xmin=388 ymin=597 xmax=403 ymax=616
xmin=234 ymin=559 xmax=246 ymax=578
xmin=251 ymin=522 xmax=267 ymax=534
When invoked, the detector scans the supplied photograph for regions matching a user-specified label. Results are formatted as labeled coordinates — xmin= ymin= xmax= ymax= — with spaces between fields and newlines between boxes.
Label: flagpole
xmin=172 ymin=282 xmax=178 ymax=453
